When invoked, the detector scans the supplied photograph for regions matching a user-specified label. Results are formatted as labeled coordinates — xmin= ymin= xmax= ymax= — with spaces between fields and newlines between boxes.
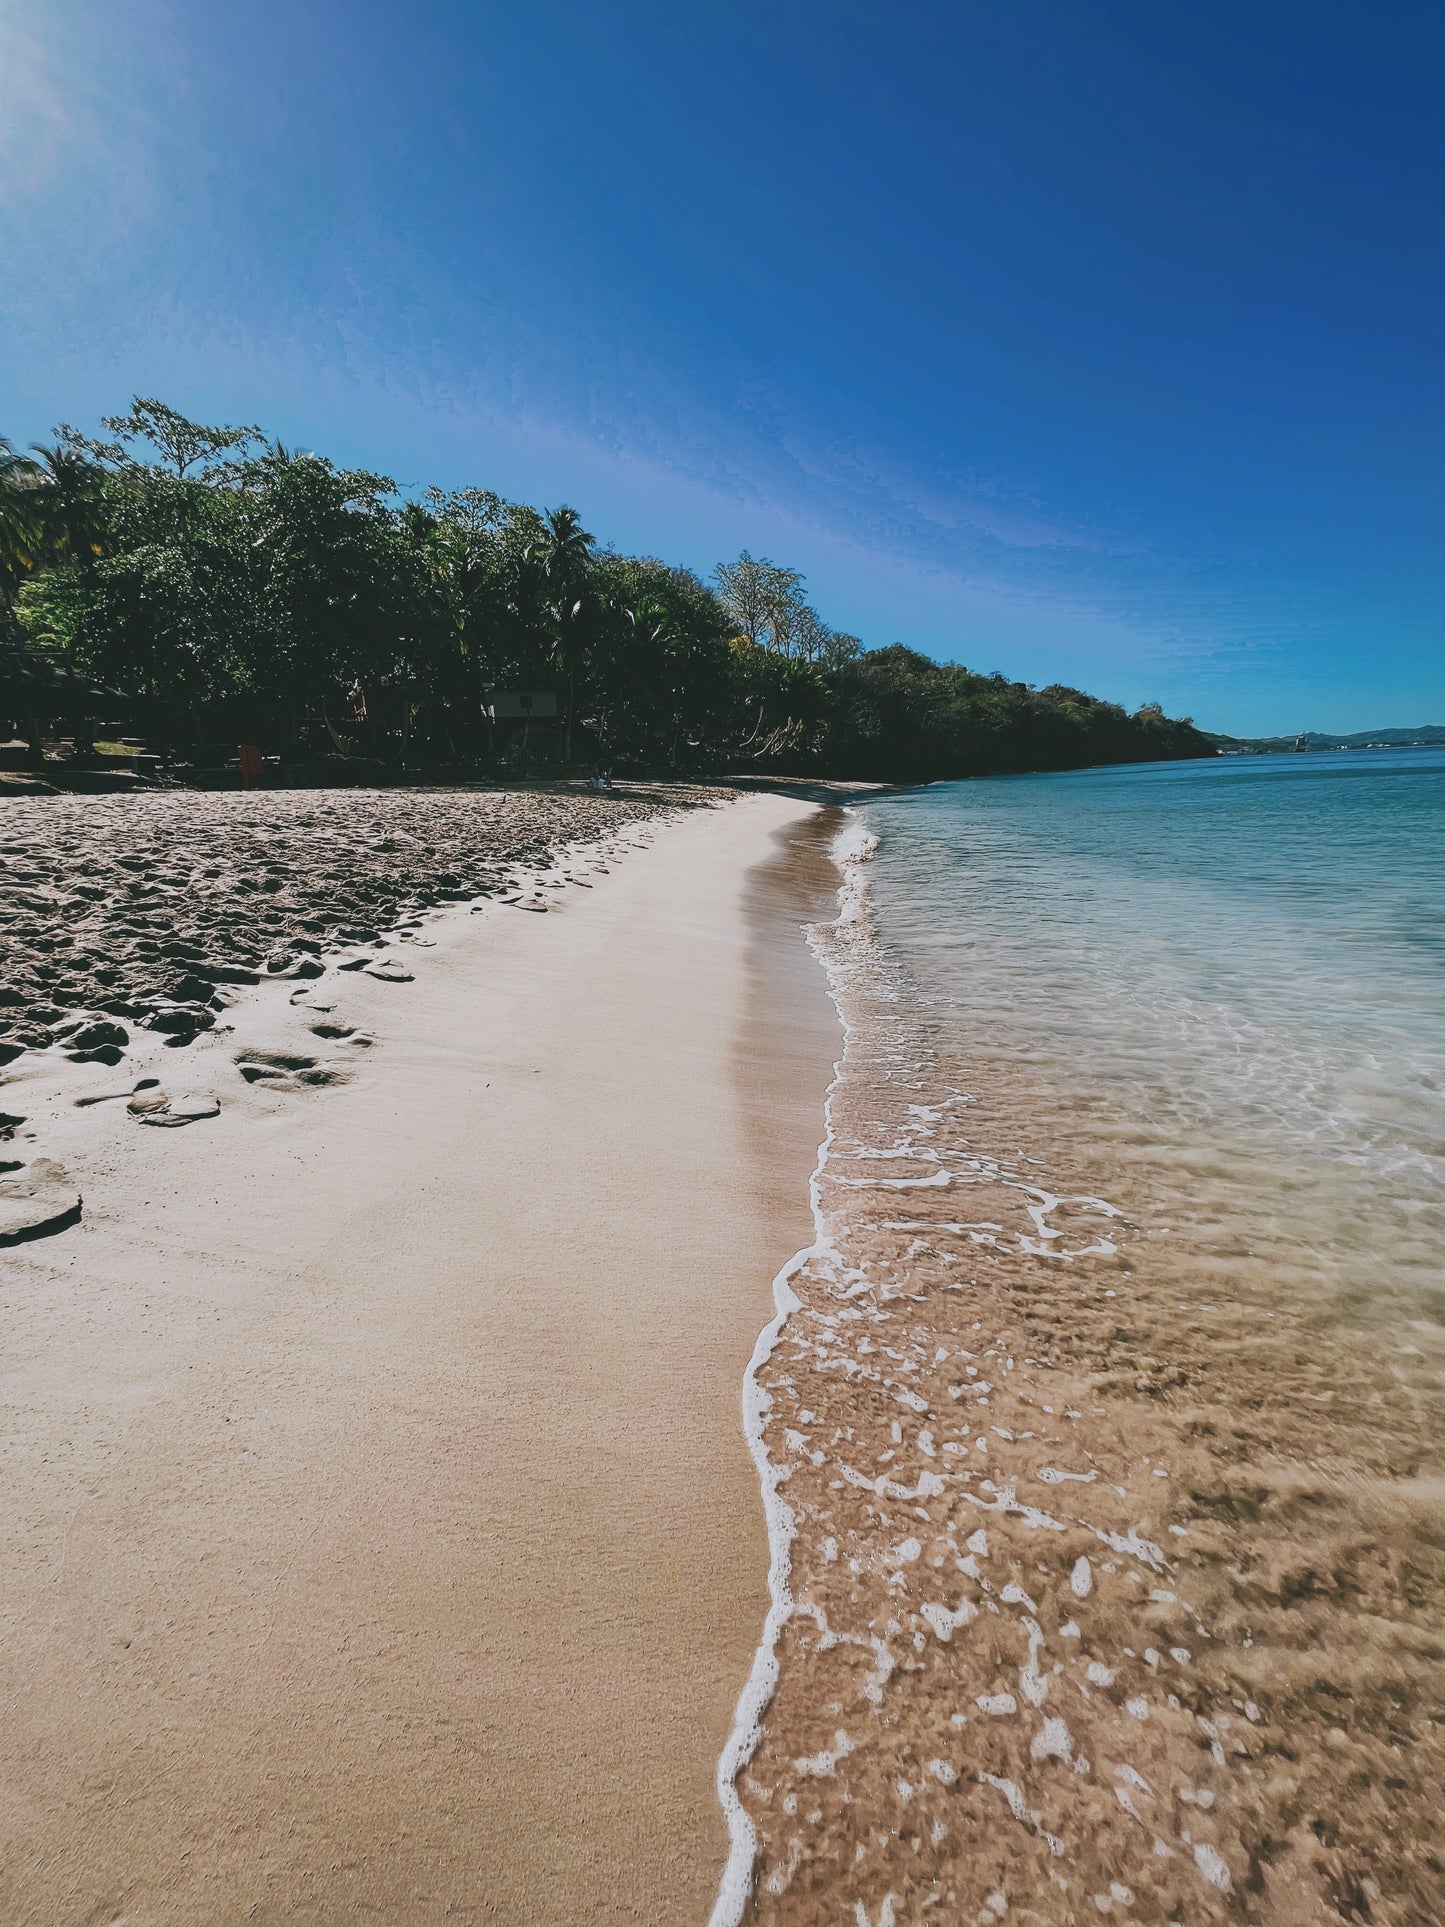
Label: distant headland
xmin=1207 ymin=725 xmax=1445 ymax=754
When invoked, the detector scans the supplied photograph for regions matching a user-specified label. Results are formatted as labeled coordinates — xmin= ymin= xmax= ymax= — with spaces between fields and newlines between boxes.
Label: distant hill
xmin=1206 ymin=725 xmax=1445 ymax=753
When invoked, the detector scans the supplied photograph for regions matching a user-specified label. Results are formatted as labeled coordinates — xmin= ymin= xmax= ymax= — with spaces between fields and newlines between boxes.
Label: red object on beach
xmin=238 ymin=743 xmax=263 ymax=790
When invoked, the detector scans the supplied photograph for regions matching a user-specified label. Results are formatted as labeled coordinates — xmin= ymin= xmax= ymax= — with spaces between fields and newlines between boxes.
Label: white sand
xmin=0 ymin=793 xmax=840 ymax=1925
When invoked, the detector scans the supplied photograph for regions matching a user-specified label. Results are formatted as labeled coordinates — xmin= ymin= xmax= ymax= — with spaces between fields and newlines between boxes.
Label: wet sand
xmin=0 ymin=792 xmax=839 ymax=1925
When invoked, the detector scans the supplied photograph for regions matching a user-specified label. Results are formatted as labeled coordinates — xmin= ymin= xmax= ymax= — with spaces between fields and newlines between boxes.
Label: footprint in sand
xmin=307 ymin=1021 xmax=373 ymax=1048
xmin=127 ymin=1089 xmax=221 ymax=1127
xmin=0 ymin=1158 xmax=83 ymax=1246
xmin=234 ymin=1048 xmax=357 ymax=1092
xmin=59 ymin=1019 xmax=130 ymax=1067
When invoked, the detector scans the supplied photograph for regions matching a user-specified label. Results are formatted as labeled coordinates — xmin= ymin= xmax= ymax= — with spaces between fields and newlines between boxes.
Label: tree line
xmin=0 ymin=399 xmax=1215 ymax=780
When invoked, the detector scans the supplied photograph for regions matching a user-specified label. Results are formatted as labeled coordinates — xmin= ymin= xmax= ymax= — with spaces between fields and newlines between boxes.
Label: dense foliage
xmin=1 ymin=401 xmax=1214 ymax=779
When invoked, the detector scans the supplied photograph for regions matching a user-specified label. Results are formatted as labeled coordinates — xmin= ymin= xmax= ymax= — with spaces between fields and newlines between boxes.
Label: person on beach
xmin=238 ymin=743 xmax=263 ymax=790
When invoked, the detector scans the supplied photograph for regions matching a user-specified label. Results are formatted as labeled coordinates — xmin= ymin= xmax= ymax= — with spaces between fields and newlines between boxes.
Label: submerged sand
xmin=0 ymin=790 xmax=840 ymax=1925
xmin=728 ymin=834 xmax=1444 ymax=1927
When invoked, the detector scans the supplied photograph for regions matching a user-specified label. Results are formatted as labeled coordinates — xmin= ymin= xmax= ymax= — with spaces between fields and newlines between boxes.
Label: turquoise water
xmin=855 ymin=747 xmax=1445 ymax=1325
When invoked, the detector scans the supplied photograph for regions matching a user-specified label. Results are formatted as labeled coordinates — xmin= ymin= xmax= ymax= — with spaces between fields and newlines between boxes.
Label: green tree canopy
xmin=7 ymin=397 xmax=1217 ymax=781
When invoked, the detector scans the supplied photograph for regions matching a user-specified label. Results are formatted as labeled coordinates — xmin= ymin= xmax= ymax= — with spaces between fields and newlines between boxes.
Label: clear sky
xmin=2 ymin=0 xmax=1440 ymax=734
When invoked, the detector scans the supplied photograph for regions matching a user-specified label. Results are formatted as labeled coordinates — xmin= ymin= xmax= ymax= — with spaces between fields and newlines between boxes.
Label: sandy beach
xmin=0 ymin=789 xmax=841 ymax=1925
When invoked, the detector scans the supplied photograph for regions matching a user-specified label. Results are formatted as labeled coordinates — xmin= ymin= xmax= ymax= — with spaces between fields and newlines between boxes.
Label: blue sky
xmin=2 ymin=0 xmax=1440 ymax=734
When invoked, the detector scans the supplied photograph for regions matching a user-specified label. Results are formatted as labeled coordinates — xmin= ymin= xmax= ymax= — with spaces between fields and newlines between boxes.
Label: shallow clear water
xmin=732 ymin=757 xmax=1445 ymax=1923
xmin=856 ymin=748 xmax=1445 ymax=1325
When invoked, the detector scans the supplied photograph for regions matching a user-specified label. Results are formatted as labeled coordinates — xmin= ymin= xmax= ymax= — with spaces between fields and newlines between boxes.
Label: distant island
xmin=2 ymin=398 xmax=1215 ymax=787
xmin=1207 ymin=725 xmax=1445 ymax=754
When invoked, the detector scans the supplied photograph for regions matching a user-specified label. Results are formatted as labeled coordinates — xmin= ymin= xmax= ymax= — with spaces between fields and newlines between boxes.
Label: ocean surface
xmin=731 ymin=747 xmax=1444 ymax=1925
xmin=855 ymin=746 xmax=1445 ymax=1331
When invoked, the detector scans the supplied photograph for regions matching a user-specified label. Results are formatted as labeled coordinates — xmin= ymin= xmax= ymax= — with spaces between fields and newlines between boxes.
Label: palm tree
xmin=0 ymin=437 xmax=38 ymax=487
xmin=0 ymin=438 xmax=42 ymax=621
xmin=528 ymin=505 xmax=596 ymax=765
xmin=27 ymin=441 xmax=108 ymax=582
xmin=624 ymin=597 xmax=693 ymax=764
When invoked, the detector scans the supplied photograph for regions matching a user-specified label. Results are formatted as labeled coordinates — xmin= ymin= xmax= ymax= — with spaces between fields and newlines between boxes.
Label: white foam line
xmin=708 ymin=807 xmax=874 ymax=1927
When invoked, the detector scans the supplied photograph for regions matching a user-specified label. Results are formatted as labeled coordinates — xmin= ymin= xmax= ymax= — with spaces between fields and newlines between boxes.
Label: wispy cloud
xmin=0 ymin=12 xmax=75 ymax=197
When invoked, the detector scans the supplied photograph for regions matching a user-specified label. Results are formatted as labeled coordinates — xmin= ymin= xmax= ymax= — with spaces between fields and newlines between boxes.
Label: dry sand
xmin=0 ymin=791 xmax=841 ymax=1926
xmin=0 ymin=784 xmax=729 ymax=1071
